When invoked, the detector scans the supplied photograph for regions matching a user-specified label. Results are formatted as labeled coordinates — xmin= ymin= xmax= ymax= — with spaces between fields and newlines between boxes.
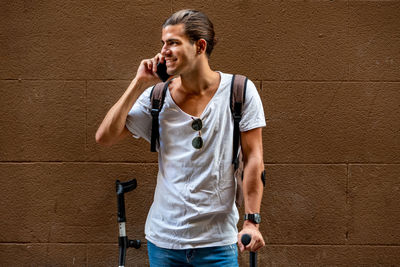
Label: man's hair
xmin=162 ymin=9 xmax=217 ymax=57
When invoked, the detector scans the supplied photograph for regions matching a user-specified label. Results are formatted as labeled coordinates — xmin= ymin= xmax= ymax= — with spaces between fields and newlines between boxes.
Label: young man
xmin=96 ymin=9 xmax=265 ymax=266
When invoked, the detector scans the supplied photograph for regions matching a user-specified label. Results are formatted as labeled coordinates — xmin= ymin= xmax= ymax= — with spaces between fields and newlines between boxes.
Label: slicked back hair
xmin=162 ymin=9 xmax=217 ymax=57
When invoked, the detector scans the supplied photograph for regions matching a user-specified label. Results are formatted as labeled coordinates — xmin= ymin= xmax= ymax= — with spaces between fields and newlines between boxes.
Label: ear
xmin=196 ymin=39 xmax=207 ymax=54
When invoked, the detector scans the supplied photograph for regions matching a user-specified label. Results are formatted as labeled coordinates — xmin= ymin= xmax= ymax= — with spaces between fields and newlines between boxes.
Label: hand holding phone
xmin=156 ymin=62 xmax=171 ymax=82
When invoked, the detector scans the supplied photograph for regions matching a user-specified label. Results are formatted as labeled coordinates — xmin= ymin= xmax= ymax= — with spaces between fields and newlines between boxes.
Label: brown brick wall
xmin=1 ymin=1 xmax=399 ymax=266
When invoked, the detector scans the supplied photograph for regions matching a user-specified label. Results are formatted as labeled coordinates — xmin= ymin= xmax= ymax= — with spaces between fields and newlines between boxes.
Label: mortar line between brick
xmin=345 ymin=163 xmax=350 ymax=245
xmin=1 ymin=162 xmax=399 ymax=165
xmin=1 ymin=79 xmax=89 ymax=81
xmin=86 ymin=244 xmax=89 ymax=267
xmin=2 ymin=79 xmax=400 ymax=83
xmin=264 ymin=162 xmax=400 ymax=165
xmin=85 ymin=80 xmax=88 ymax=157
xmin=0 ymin=243 xmax=118 ymax=246
xmin=346 ymin=0 xmax=350 ymax=80
xmin=1 ymin=242 xmax=400 ymax=247
xmin=264 ymin=244 xmax=400 ymax=247
xmin=260 ymin=80 xmax=400 ymax=83
xmin=0 ymin=161 xmax=159 ymax=165
xmin=266 ymin=243 xmax=400 ymax=247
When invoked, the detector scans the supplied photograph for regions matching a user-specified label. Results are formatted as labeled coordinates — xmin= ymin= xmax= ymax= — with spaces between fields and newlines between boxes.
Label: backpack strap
xmin=230 ymin=74 xmax=248 ymax=169
xmin=150 ymin=81 xmax=171 ymax=152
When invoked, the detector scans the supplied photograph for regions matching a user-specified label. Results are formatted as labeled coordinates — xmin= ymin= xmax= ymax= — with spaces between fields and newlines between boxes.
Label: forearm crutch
xmin=241 ymin=234 xmax=257 ymax=267
xmin=116 ymin=179 xmax=141 ymax=267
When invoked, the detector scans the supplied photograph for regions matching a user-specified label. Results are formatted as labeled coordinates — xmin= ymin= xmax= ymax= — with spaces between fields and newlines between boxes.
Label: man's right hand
xmin=95 ymin=53 xmax=167 ymax=147
xmin=135 ymin=53 xmax=166 ymax=88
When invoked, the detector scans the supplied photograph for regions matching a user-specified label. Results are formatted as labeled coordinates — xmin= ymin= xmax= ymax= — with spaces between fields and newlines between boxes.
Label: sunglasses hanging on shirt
xmin=191 ymin=118 xmax=203 ymax=149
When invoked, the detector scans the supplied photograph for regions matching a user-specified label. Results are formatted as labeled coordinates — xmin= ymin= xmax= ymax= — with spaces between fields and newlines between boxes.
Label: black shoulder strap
xmin=150 ymin=81 xmax=170 ymax=152
xmin=230 ymin=74 xmax=248 ymax=169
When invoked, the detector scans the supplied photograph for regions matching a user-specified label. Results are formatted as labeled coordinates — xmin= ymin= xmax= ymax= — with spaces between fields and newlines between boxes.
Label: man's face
xmin=161 ymin=24 xmax=198 ymax=76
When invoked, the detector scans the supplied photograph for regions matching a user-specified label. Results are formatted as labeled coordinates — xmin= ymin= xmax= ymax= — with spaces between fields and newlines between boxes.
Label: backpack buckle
xmin=151 ymin=109 xmax=159 ymax=117
xmin=233 ymin=113 xmax=241 ymax=123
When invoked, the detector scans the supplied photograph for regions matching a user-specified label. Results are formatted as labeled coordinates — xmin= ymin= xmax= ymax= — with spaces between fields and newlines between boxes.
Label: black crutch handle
xmin=116 ymin=179 xmax=137 ymax=195
xmin=116 ymin=179 xmax=137 ymax=223
xmin=116 ymin=179 xmax=140 ymax=267
xmin=241 ymin=234 xmax=257 ymax=267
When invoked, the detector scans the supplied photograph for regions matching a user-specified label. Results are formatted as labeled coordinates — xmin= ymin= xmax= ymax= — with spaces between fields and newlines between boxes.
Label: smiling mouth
xmin=165 ymin=58 xmax=177 ymax=64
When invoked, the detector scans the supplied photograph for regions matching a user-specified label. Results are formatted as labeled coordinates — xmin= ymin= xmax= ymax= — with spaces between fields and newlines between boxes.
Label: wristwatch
xmin=244 ymin=213 xmax=261 ymax=224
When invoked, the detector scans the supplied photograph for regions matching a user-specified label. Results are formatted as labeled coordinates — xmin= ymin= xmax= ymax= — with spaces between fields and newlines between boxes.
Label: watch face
xmin=245 ymin=214 xmax=261 ymax=224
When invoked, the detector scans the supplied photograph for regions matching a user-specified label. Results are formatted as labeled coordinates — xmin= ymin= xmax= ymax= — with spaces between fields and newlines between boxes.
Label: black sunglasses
xmin=191 ymin=118 xmax=203 ymax=149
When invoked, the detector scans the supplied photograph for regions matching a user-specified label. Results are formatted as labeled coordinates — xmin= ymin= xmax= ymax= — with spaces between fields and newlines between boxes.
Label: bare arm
xmin=237 ymin=127 xmax=266 ymax=252
xmin=95 ymin=54 xmax=165 ymax=146
xmin=95 ymin=78 xmax=147 ymax=146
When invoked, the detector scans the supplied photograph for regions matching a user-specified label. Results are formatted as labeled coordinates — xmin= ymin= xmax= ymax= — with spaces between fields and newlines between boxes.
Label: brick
xmin=348 ymin=2 xmax=400 ymax=81
xmin=86 ymin=80 xmax=157 ymax=162
xmin=0 ymin=1 xmax=171 ymax=79
xmin=83 ymin=1 xmax=172 ymax=80
xmin=87 ymin=243 xmax=149 ymax=267
xmin=0 ymin=244 xmax=87 ymax=266
xmin=173 ymin=0 xmax=349 ymax=81
xmin=261 ymin=81 xmax=400 ymax=163
xmin=238 ymin=245 xmax=400 ymax=266
xmin=259 ymin=164 xmax=347 ymax=244
xmin=0 ymin=1 xmax=91 ymax=80
xmin=348 ymin=164 xmax=400 ymax=244
xmin=343 ymin=245 xmax=400 ymax=266
xmin=0 ymin=80 xmax=86 ymax=161
xmin=0 ymin=163 xmax=157 ymax=243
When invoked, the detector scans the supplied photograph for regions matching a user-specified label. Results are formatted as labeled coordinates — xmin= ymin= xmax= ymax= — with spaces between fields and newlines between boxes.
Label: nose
xmin=161 ymin=44 xmax=171 ymax=57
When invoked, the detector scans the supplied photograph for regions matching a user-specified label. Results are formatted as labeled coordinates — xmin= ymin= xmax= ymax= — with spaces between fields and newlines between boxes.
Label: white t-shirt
xmin=126 ymin=72 xmax=266 ymax=249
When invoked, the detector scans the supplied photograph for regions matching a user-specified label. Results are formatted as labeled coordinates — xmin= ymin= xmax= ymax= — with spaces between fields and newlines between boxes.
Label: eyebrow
xmin=161 ymin=38 xmax=180 ymax=44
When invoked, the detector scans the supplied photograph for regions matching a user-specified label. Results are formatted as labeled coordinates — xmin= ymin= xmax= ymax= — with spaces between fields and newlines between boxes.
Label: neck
xmin=179 ymin=59 xmax=219 ymax=95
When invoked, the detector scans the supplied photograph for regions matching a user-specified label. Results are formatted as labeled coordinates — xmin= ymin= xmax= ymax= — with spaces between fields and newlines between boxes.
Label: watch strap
xmin=244 ymin=213 xmax=261 ymax=224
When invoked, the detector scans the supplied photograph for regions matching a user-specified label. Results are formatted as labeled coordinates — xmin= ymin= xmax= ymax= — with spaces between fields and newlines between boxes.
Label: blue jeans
xmin=147 ymin=241 xmax=239 ymax=267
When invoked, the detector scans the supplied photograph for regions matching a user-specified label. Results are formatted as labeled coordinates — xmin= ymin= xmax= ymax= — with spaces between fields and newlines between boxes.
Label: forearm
xmin=239 ymin=155 xmax=266 ymax=252
xmin=95 ymin=78 xmax=147 ymax=145
xmin=243 ymin=155 xmax=264 ymax=215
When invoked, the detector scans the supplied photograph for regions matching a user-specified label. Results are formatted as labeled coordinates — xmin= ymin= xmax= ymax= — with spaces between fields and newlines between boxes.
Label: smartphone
xmin=156 ymin=62 xmax=171 ymax=82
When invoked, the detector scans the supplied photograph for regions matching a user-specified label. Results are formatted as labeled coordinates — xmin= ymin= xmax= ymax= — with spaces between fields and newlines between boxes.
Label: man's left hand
xmin=237 ymin=221 xmax=265 ymax=252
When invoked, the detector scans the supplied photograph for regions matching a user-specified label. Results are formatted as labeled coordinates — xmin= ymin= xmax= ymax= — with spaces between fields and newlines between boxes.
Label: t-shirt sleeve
xmin=239 ymin=79 xmax=266 ymax=132
xmin=125 ymin=87 xmax=153 ymax=142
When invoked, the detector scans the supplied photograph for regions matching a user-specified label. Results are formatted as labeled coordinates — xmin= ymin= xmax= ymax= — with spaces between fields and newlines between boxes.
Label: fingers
xmin=237 ymin=234 xmax=245 ymax=252
xmin=249 ymin=235 xmax=265 ymax=251
xmin=135 ymin=53 xmax=167 ymax=86
xmin=151 ymin=57 xmax=157 ymax=73
xmin=142 ymin=53 xmax=164 ymax=74
xmin=238 ymin=230 xmax=265 ymax=252
xmin=142 ymin=59 xmax=152 ymax=73
xmin=246 ymin=238 xmax=264 ymax=252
